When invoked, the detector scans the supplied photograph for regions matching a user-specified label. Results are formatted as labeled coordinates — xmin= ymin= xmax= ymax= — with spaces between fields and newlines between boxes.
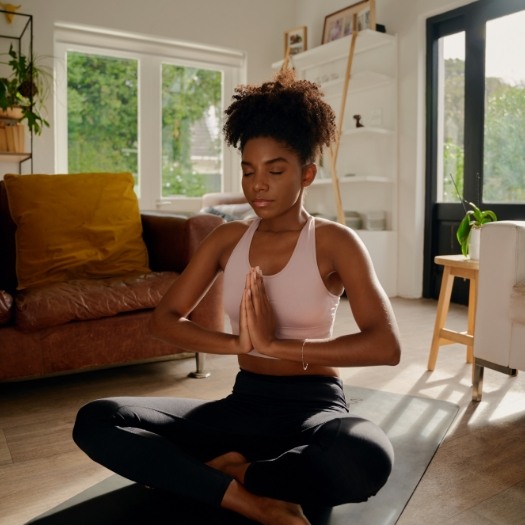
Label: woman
xmin=73 ymin=69 xmax=401 ymax=525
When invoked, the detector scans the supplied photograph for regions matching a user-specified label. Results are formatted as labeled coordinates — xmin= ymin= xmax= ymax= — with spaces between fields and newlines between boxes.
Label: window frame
xmin=54 ymin=23 xmax=246 ymax=210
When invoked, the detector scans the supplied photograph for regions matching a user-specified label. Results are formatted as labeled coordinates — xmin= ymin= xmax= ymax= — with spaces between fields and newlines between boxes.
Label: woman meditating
xmin=73 ymin=68 xmax=401 ymax=525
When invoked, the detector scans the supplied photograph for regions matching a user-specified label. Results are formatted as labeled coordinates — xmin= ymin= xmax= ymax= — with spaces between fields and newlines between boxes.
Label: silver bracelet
xmin=301 ymin=339 xmax=309 ymax=371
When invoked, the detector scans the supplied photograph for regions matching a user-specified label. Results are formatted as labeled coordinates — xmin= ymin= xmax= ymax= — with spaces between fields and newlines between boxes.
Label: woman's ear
xmin=302 ymin=163 xmax=317 ymax=187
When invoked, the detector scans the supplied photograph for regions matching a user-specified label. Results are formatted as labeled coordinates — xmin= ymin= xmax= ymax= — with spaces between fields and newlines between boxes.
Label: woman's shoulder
xmin=212 ymin=217 xmax=256 ymax=239
xmin=312 ymin=216 xmax=376 ymax=288
xmin=313 ymin=216 xmax=367 ymax=256
xmin=204 ymin=218 xmax=257 ymax=267
xmin=313 ymin=216 xmax=360 ymax=240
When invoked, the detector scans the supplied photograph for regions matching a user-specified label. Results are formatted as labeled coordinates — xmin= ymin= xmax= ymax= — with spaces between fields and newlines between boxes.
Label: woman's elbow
xmin=148 ymin=307 xmax=187 ymax=347
xmin=148 ymin=307 xmax=172 ymax=341
xmin=386 ymin=333 xmax=401 ymax=366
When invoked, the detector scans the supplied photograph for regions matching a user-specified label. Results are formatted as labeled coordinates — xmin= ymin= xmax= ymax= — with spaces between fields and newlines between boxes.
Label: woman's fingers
xmin=238 ymin=283 xmax=253 ymax=353
xmin=244 ymin=267 xmax=276 ymax=353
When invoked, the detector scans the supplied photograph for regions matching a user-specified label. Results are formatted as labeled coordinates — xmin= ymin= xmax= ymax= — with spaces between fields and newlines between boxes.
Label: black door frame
xmin=423 ymin=0 xmax=525 ymax=302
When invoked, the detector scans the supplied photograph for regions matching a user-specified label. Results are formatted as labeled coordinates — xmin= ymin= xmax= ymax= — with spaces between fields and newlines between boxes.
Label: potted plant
xmin=456 ymin=202 xmax=497 ymax=258
xmin=0 ymin=44 xmax=51 ymax=135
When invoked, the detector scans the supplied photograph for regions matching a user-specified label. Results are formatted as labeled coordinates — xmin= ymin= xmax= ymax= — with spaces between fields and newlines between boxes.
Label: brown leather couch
xmin=0 ymin=181 xmax=224 ymax=381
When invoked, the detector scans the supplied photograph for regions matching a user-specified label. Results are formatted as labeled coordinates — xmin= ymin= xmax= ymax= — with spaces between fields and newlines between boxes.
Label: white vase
xmin=469 ymin=226 xmax=481 ymax=260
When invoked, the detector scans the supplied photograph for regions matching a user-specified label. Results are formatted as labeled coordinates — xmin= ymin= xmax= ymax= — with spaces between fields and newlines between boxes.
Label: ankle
xmin=207 ymin=451 xmax=249 ymax=483
xmin=221 ymin=480 xmax=310 ymax=525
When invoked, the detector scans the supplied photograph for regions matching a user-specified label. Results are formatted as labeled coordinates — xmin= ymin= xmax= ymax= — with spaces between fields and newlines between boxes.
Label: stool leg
xmin=428 ymin=267 xmax=454 ymax=371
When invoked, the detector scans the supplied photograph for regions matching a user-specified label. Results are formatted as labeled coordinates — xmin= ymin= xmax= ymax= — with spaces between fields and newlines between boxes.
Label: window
xmin=161 ymin=64 xmax=222 ymax=197
xmin=54 ymin=24 xmax=245 ymax=210
xmin=67 ymin=52 xmax=139 ymax=181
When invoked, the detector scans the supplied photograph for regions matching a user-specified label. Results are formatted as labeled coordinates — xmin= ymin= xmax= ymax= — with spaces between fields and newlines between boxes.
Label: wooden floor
xmin=1 ymin=297 xmax=524 ymax=525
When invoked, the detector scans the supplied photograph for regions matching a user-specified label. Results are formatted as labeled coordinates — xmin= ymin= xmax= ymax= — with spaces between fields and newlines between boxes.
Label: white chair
xmin=473 ymin=221 xmax=525 ymax=401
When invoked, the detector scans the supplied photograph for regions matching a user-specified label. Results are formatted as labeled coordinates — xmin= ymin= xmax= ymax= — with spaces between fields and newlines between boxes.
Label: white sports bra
xmin=223 ymin=216 xmax=340 ymax=357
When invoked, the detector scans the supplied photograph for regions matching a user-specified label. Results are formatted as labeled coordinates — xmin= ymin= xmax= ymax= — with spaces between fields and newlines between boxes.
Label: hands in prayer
xmin=239 ymin=267 xmax=276 ymax=355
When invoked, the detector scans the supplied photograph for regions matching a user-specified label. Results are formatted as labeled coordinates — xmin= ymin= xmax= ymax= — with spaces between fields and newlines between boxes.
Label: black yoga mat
xmin=27 ymin=386 xmax=458 ymax=525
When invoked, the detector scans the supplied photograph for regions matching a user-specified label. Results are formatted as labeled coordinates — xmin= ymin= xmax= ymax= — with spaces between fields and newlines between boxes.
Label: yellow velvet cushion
xmin=4 ymin=172 xmax=150 ymax=290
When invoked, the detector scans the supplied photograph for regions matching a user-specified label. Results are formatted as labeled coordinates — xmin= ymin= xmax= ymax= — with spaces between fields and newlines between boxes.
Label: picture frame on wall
xmin=322 ymin=0 xmax=376 ymax=44
xmin=284 ymin=26 xmax=307 ymax=56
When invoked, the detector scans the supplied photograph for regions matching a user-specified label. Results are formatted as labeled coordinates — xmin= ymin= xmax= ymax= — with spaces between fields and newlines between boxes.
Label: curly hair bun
xmin=223 ymin=68 xmax=336 ymax=164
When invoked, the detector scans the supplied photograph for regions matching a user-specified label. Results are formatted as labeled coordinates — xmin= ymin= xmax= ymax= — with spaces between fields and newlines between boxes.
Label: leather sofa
xmin=473 ymin=220 xmax=525 ymax=400
xmin=0 ymin=181 xmax=224 ymax=381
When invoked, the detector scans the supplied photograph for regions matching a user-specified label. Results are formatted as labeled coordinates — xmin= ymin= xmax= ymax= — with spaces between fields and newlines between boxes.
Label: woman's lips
xmin=252 ymin=199 xmax=272 ymax=208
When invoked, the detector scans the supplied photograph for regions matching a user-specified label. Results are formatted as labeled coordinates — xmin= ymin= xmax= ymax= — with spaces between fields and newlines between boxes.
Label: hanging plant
xmin=0 ymin=44 xmax=51 ymax=135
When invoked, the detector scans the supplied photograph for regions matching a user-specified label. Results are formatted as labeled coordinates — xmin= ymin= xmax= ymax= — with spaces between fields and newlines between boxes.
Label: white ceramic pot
xmin=469 ymin=226 xmax=481 ymax=260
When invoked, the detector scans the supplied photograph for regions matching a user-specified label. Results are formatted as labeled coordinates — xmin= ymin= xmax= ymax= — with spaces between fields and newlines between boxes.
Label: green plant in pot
xmin=0 ymin=44 xmax=51 ymax=135
xmin=456 ymin=202 xmax=497 ymax=257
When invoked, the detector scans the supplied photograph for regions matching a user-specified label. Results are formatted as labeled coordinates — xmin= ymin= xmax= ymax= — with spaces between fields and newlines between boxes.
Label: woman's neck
xmin=256 ymin=208 xmax=310 ymax=233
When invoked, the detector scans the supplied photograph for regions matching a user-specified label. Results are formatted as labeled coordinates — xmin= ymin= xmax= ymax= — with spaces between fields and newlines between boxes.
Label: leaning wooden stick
xmin=281 ymin=45 xmax=291 ymax=72
xmin=329 ymin=15 xmax=359 ymax=224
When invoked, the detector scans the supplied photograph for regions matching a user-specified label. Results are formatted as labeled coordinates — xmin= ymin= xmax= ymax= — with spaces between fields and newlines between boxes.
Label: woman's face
xmin=241 ymin=137 xmax=314 ymax=220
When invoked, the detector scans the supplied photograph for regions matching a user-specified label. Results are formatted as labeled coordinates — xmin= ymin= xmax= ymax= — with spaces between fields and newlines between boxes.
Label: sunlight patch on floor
xmin=469 ymin=390 xmax=525 ymax=425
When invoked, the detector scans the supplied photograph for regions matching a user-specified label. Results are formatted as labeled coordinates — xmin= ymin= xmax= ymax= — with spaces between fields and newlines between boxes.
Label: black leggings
xmin=73 ymin=370 xmax=394 ymax=508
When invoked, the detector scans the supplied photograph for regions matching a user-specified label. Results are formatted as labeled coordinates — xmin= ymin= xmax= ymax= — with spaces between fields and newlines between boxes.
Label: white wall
xmin=11 ymin=0 xmax=478 ymax=299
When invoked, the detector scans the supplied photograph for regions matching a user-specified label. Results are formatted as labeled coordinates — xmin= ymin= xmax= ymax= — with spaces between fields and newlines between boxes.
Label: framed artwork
xmin=322 ymin=1 xmax=376 ymax=44
xmin=284 ymin=26 xmax=307 ymax=56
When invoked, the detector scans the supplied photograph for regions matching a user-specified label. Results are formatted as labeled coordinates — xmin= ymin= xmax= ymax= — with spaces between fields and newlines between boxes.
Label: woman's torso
xmin=222 ymin=215 xmax=341 ymax=377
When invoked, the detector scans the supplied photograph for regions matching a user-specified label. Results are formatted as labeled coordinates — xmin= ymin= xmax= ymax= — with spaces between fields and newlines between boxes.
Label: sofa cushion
xmin=0 ymin=290 xmax=13 ymax=325
xmin=4 ymin=172 xmax=150 ymax=290
xmin=15 ymin=271 xmax=178 ymax=331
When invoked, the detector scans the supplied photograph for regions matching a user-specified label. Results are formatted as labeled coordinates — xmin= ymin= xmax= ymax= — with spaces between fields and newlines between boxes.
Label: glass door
xmin=439 ymin=32 xmax=465 ymax=205
xmin=424 ymin=0 xmax=525 ymax=303
xmin=483 ymin=11 xmax=525 ymax=203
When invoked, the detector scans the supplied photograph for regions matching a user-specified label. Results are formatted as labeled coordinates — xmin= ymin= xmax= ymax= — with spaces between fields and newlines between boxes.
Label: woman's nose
xmin=253 ymin=172 xmax=269 ymax=191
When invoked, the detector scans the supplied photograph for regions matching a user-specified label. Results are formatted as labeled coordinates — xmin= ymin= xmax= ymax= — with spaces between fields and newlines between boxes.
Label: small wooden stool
xmin=427 ymin=255 xmax=479 ymax=371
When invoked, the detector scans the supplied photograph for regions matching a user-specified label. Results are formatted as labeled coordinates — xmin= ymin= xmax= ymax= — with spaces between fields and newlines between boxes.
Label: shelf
xmin=342 ymin=127 xmax=394 ymax=137
xmin=322 ymin=70 xmax=394 ymax=96
xmin=272 ymin=30 xmax=395 ymax=70
xmin=355 ymin=229 xmax=394 ymax=233
xmin=0 ymin=152 xmax=31 ymax=162
xmin=0 ymin=12 xmax=33 ymax=174
xmin=313 ymin=175 xmax=392 ymax=185
xmin=274 ymin=27 xmax=398 ymax=296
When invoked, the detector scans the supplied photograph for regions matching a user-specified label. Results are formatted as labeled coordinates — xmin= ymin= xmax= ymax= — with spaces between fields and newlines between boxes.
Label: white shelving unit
xmin=0 ymin=10 xmax=34 ymax=174
xmin=272 ymin=29 xmax=398 ymax=296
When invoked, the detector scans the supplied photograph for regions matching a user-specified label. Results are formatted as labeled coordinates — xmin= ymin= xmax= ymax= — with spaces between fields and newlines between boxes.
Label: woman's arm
xmin=149 ymin=222 xmax=253 ymax=356
xmin=245 ymin=223 xmax=401 ymax=368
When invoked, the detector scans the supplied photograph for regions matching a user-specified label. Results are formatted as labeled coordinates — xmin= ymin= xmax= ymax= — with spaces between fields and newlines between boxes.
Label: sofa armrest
xmin=475 ymin=221 xmax=525 ymax=365
xmin=141 ymin=212 xmax=224 ymax=273
xmin=141 ymin=211 xmax=225 ymax=374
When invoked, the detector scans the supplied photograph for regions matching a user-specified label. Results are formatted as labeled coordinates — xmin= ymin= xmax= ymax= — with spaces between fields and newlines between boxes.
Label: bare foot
xmin=260 ymin=497 xmax=310 ymax=525
xmin=209 ymin=453 xmax=311 ymax=524
xmin=222 ymin=480 xmax=311 ymax=525
xmin=206 ymin=451 xmax=249 ymax=483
